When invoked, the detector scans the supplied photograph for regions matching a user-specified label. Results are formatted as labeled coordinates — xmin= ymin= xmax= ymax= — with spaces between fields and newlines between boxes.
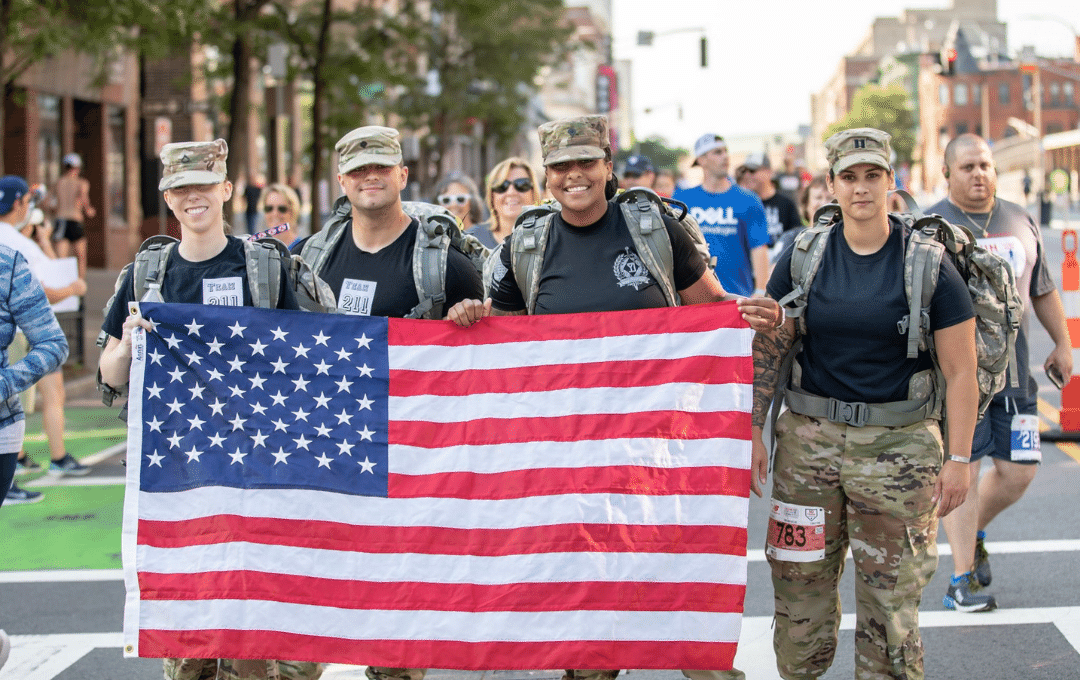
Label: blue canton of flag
xmin=132 ymin=302 xmax=390 ymax=497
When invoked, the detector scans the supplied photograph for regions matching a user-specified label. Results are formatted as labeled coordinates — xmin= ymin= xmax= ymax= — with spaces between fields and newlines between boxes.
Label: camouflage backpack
xmin=96 ymin=233 xmax=336 ymax=405
xmin=774 ymin=190 xmax=1021 ymax=431
xmin=504 ymin=186 xmax=716 ymax=313
xmin=299 ymin=195 xmax=489 ymax=320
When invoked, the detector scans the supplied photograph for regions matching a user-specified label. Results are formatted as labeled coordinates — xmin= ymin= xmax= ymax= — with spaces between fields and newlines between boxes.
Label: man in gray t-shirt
xmin=930 ymin=133 xmax=1071 ymax=612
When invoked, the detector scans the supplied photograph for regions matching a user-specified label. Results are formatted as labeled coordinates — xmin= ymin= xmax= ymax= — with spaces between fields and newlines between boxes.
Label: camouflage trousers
xmin=366 ymin=667 xmax=427 ymax=680
xmin=767 ymin=412 xmax=941 ymax=680
xmin=563 ymin=668 xmax=745 ymax=680
xmin=163 ymin=658 xmax=323 ymax=680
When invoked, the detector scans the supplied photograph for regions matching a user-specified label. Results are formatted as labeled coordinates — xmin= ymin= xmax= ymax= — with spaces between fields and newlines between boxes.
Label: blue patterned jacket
xmin=0 ymin=244 xmax=68 ymax=429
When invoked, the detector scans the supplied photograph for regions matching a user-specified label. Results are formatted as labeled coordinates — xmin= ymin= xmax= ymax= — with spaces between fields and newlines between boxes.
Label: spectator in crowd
xmin=52 ymin=153 xmax=95 ymax=278
xmin=467 ymin=157 xmax=540 ymax=249
xmin=434 ymin=174 xmax=485 ymax=233
xmin=258 ymin=183 xmax=303 ymax=247
xmin=654 ymin=168 xmax=677 ymax=197
xmin=737 ymin=152 xmax=801 ymax=246
xmin=618 ymin=154 xmax=656 ymax=190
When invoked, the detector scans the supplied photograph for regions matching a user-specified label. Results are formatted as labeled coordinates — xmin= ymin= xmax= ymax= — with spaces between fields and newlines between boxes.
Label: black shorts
xmin=970 ymin=387 xmax=1040 ymax=465
xmin=53 ymin=219 xmax=85 ymax=243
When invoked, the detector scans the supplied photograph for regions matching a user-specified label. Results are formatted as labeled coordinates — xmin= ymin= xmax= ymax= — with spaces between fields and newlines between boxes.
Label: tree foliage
xmin=614 ymin=137 xmax=687 ymax=172
xmin=825 ymin=83 xmax=916 ymax=165
xmin=395 ymin=0 xmax=573 ymax=191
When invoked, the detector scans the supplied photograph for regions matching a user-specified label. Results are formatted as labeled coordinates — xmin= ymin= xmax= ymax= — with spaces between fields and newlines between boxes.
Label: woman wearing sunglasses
xmin=433 ymin=174 xmax=484 ymax=233
xmin=467 ymin=157 xmax=540 ymax=249
xmin=257 ymin=183 xmax=302 ymax=247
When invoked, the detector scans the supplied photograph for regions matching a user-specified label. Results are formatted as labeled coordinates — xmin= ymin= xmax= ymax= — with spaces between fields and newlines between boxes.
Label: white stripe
xmin=25 ymin=476 xmax=126 ymax=488
xmin=1072 ymin=347 xmax=1080 ymax=371
xmin=0 ymin=569 xmax=125 ymax=583
xmin=136 ymin=487 xmax=749 ymax=530
xmin=390 ymin=382 xmax=751 ymax=422
xmin=390 ymin=437 xmax=751 ymax=475
xmin=137 ymin=543 xmax=747 ymax=585
xmin=136 ymin=599 xmax=744 ymax=644
xmin=1062 ymin=289 xmax=1080 ymax=317
xmin=389 ymin=328 xmax=752 ymax=371
xmin=1 ymin=633 xmax=123 ymax=680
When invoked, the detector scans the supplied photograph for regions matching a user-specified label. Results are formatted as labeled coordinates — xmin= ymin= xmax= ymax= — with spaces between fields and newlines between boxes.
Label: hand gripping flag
xmin=122 ymin=301 xmax=753 ymax=671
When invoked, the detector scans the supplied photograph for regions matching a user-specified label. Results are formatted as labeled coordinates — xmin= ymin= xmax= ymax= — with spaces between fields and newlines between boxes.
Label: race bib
xmin=766 ymin=499 xmax=826 ymax=562
xmin=202 ymin=277 xmax=243 ymax=306
xmin=977 ymin=236 xmax=1026 ymax=279
xmin=338 ymin=278 xmax=377 ymax=316
xmin=1010 ymin=414 xmax=1041 ymax=462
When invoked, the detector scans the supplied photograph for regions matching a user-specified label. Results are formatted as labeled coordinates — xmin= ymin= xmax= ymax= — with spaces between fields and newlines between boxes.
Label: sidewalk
xmin=63 ymin=267 xmax=122 ymax=407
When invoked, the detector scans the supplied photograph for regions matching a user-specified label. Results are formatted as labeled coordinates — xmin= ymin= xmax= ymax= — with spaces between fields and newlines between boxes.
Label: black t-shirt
xmin=488 ymin=202 xmax=708 ymax=315
xmin=103 ymin=237 xmax=300 ymax=340
xmin=316 ymin=218 xmax=483 ymax=318
xmin=768 ymin=217 xmax=975 ymax=404
xmin=762 ymin=192 xmax=802 ymax=245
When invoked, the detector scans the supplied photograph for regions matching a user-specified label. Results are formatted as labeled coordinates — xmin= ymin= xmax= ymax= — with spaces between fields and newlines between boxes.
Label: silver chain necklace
xmin=953 ymin=199 xmax=994 ymax=237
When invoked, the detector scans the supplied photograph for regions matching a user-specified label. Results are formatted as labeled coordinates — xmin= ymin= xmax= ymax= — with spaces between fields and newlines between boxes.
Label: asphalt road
xmin=2 ymin=220 xmax=1079 ymax=680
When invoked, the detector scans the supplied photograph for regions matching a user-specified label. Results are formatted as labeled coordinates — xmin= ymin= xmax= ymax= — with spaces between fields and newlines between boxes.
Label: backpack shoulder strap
xmin=134 ymin=235 xmax=180 ymax=303
xmin=243 ymin=237 xmax=286 ymax=309
xmin=778 ymin=205 xmax=838 ymax=335
xmin=510 ymin=204 xmax=558 ymax=315
xmin=300 ymin=195 xmax=352 ymax=276
xmin=616 ymin=188 xmax=677 ymax=307
xmin=902 ymin=221 xmax=945 ymax=359
xmin=402 ymin=201 xmax=461 ymax=320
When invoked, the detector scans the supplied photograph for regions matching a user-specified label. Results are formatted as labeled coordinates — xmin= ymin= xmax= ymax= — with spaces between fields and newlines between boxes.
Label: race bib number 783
xmin=766 ymin=499 xmax=827 ymax=562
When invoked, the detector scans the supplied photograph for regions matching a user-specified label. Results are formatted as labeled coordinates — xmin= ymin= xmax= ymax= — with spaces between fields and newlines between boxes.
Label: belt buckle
xmin=828 ymin=398 xmax=867 ymax=427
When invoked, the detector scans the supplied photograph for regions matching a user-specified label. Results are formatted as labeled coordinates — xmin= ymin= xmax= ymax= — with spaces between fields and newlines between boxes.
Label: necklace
xmin=954 ymin=199 xmax=994 ymax=237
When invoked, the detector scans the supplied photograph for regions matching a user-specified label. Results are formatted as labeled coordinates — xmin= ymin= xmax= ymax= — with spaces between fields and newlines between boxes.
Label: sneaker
xmin=0 ymin=628 xmax=10 ymax=670
xmin=14 ymin=455 xmax=41 ymax=475
xmin=48 ymin=453 xmax=90 ymax=476
xmin=943 ymin=572 xmax=997 ymax=612
xmin=5 ymin=482 xmax=44 ymax=505
xmin=973 ymin=531 xmax=992 ymax=587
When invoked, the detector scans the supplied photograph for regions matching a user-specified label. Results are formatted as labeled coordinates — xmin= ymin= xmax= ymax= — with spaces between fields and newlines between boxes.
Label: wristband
xmin=948 ymin=455 xmax=971 ymax=464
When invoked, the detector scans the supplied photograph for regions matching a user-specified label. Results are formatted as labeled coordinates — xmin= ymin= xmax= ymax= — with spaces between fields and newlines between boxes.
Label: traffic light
xmin=700 ymin=36 xmax=708 ymax=68
xmin=942 ymin=48 xmax=957 ymax=76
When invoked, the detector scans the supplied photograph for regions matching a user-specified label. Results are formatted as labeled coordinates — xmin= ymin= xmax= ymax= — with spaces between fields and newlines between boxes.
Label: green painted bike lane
xmin=1 ymin=407 xmax=127 ymax=572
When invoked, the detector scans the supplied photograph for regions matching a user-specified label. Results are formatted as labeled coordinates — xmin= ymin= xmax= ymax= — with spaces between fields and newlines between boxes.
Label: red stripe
xmin=138 ymin=571 xmax=746 ymax=613
xmin=390 ymin=355 xmax=751 ymax=397
xmin=137 ymin=517 xmax=748 ymax=556
xmin=387 ymin=301 xmax=746 ymax=347
xmin=389 ymin=410 xmax=751 ymax=448
xmin=389 ymin=465 xmax=751 ymax=500
xmin=139 ymin=630 xmax=738 ymax=671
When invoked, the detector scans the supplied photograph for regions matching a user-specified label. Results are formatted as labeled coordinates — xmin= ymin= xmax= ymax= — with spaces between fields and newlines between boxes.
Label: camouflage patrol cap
xmin=336 ymin=126 xmax=403 ymax=174
xmin=825 ymin=128 xmax=892 ymax=174
xmin=158 ymin=139 xmax=228 ymax=191
xmin=538 ymin=115 xmax=609 ymax=167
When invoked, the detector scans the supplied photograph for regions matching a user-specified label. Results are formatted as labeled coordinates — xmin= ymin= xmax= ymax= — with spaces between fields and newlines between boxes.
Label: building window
xmin=107 ymin=106 xmax=125 ymax=220
xmin=1047 ymin=123 xmax=1063 ymax=134
xmin=1066 ymin=82 xmax=1075 ymax=103
xmin=998 ymin=82 xmax=1010 ymax=105
xmin=38 ymin=95 xmax=61 ymax=187
xmin=973 ymin=83 xmax=982 ymax=105
xmin=956 ymin=121 xmax=969 ymax=135
xmin=1050 ymin=82 xmax=1060 ymax=106
xmin=939 ymin=84 xmax=949 ymax=105
xmin=954 ymin=83 xmax=968 ymax=106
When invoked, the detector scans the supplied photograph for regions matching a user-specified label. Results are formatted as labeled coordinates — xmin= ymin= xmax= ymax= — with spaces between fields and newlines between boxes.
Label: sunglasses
xmin=438 ymin=194 xmax=470 ymax=206
xmin=491 ymin=178 xmax=534 ymax=194
xmin=264 ymin=204 xmax=290 ymax=214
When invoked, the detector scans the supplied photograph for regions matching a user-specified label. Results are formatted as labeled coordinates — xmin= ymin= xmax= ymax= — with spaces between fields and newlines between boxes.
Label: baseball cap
xmin=622 ymin=155 xmax=655 ymax=176
xmin=824 ymin=128 xmax=892 ymax=175
xmin=740 ymin=152 xmax=770 ymax=172
xmin=63 ymin=153 xmax=82 ymax=168
xmin=538 ymin=115 xmax=609 ymax=166
xmin=692 ymin=133 xmax=726 ymax=166
xmin=0 ymin=176 xmax=30 ymax=215
xmin=158 ymin=139 xmax=228 ymax=191
xmin=336 ymin=126 xmax=403 ymax=173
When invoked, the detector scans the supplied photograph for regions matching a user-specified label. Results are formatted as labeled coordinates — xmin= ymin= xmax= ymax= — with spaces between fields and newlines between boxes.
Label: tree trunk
xmin=309 ymin=0 xmax=332 ymax=232
xmin=0 ymin=0 xmax=11 ymax=176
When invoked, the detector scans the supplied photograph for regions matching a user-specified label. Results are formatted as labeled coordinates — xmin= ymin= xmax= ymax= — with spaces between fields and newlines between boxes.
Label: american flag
xmin=122 ymin=301 xmax=753 ymax=671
